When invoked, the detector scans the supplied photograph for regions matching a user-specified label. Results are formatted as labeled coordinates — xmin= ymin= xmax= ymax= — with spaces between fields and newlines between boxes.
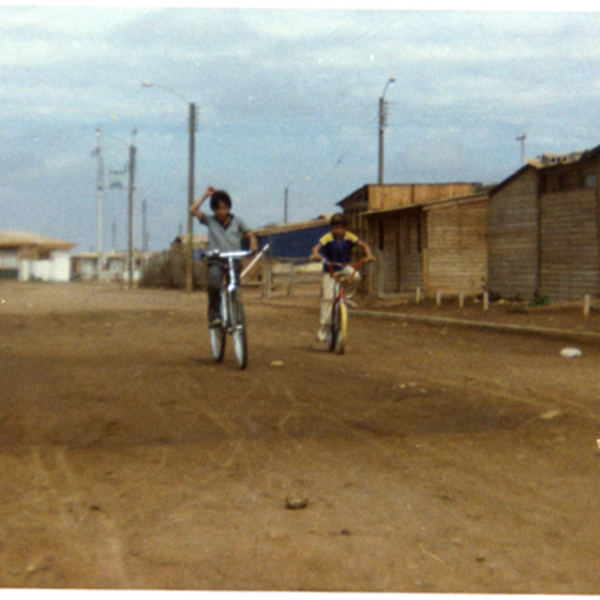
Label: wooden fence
xmin=140 ymin=250 xmax=322 ymax=297
xmin=140 ymin=248 xmax=208 ymax=290
xmin=259 ymin=257 xmax=322 ymax=298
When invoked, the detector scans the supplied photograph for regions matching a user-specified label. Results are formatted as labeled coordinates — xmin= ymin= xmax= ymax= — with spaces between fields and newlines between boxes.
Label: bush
xmin=529 ymin=294 xmax=551 ymax=306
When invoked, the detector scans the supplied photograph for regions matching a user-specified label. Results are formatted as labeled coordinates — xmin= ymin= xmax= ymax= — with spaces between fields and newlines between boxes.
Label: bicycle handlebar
xmin=207 ymin=249 xmax=255 ymax=259
xmin=324 ymin=258 xmax=367 ymax=281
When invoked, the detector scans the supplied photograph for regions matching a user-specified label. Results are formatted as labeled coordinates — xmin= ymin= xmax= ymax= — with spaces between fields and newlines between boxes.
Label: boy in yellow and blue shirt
xmin=311 ymin=213 xmax=375 ymax=342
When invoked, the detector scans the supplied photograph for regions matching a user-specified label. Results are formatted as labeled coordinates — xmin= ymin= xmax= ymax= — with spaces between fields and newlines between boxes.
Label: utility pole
xmin=516 ymin=133 xmax=527 ymax=166
xmin=378 ymin=77 xmax=395 ymax=185
xmin=186 ymin=102 xmax=196 ymax=293
xmin=142 ymin=82 xmax=197 ymax=293
xmin=142 ymin=197 xmax=148 ymax=253
xmin=284 ymin=187 xmax=289 ymax=224
xmin=93 ymin=127 xmax=104 ymax=279
xmin=127 ymin=128 xmax=137 ymax=289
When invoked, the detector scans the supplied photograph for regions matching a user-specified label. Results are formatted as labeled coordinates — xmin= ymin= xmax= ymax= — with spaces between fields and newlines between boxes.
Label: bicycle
xmin=207 ymin=249 xmax=254 ymax=370
xmin=323 ymin=259 xmax=366 ymax=355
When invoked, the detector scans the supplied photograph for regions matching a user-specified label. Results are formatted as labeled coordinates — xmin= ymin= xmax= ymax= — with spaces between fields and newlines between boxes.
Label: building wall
xmin=425 ymin=201 xmax=487 ymax=295
xmin=50 ymin=250 xmax=71 ymax=282
xmin=380 ymin=215 xmax=399 ymax=293
xmin=0 ymin=249 xmax=19 ymax=279
xmin=368 ymin=183 xmax=477 ymax=211
xmin=398 ymin=210 xmax=424 ymax=293
xmin=487 ymin=169 xmax=540 ymax=299
xmin=18 ymin=254 xmax=70 ymax=282
xmin=539 ymin=189 xmax=599 ymax=300
xmin=367 ymin=211 xmax=423 ymax=295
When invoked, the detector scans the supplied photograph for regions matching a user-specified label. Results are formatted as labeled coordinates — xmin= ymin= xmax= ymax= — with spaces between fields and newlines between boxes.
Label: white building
xmin=0 ymin=231 xmax=75 ymax=282
xmin=71 ymin=250 xmax=147 ymax=282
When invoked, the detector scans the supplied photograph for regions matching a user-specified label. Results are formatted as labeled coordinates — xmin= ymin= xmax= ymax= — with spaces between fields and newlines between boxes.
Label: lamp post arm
xmin=142 ymin=81 xmax=189 ymax=104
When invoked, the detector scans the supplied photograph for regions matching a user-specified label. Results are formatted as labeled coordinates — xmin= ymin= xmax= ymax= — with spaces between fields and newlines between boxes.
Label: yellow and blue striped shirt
xmin=318 ymin=231 xmax=359 ymax=271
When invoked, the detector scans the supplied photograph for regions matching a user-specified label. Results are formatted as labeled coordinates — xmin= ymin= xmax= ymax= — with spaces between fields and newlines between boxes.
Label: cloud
xmin=3 ymin=7 xmax=600 ymax=250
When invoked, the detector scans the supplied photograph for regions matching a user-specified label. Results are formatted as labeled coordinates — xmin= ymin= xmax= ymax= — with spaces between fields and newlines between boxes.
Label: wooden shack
xmin=363 ymin=192 xmax=489 ymax=296
xmin=337 ymin=182 xmax=480 ymax=248
xmin=487 ymin=146 xmax=600 ymax=301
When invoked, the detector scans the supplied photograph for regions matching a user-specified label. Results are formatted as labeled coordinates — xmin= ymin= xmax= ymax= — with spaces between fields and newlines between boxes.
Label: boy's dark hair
xmin=330 ymin=213 xmax=348 ymax=227
xmin=210 ymin=190 xmax=232 ymax=211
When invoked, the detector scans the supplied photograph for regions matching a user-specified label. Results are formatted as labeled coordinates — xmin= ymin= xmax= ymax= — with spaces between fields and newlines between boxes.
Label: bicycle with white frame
xmin=208 ymin=249 xmax=253 ymax=370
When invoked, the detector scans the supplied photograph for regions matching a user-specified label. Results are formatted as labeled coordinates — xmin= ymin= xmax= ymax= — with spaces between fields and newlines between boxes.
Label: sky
xmin=2 ymin=2 xmax=600 ymax=252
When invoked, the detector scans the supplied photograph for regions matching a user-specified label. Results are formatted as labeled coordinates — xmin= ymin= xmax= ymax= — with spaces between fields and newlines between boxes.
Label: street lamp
xmin=378 ymin=77 xmax=395 ymax=185
xmin=142 ymin=81 xmax=196 ymax=294
xmin=92 ymin=127 xmax=104 ymax=278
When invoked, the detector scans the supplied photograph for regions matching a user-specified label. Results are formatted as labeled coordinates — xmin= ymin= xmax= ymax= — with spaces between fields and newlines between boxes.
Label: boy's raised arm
xmin=190 ymin=186 xmax=216 ymax=220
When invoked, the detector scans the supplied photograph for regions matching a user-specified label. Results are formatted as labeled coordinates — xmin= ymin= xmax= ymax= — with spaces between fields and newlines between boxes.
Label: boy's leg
xmin=341 ymin=266 xmax=361 ymax=303
xmin=318 ymin=273 xmax=335 ymax=340
xmin=207 ymin=261 xmax=225 ymax=325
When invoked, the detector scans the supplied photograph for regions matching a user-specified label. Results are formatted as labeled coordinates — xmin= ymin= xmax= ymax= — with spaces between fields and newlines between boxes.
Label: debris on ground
xmin=285 ymin=495 xmax=309 ymax=510
xmin=560 ymin=347 xmax=582 ymax=358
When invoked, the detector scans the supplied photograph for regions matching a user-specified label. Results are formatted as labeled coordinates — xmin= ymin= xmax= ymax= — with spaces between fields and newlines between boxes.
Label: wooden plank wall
xmin=425 ymin=201 xmax=487 ymax=295
xmin=487 ymin=170 xmax=539 ymax=299
xmin=399 ymin=211 xmax=424 ymax=292
xmin=381 ymin=215 xmax=399 ymax=293
xmin=368 ymin=183 xmax=477 ymax=211
xmin=540 ymin=189 xmax=599 ymax=300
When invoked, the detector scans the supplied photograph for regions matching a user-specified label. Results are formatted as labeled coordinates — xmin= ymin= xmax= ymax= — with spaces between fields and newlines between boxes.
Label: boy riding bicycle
xmin=190 ymin=186 xmax=257 ymax=328
xmin=311 ymin=213 xmax=375 ymax=342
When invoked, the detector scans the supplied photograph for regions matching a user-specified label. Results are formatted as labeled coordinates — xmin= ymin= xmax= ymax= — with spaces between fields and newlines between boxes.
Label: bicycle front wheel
xmin=210 ymin=325 xmax=226 ymax=362
xmin=327 ymin=302 xmax=338 ymax=352
xmin=230 ymin=290 xmax=248 ymax=370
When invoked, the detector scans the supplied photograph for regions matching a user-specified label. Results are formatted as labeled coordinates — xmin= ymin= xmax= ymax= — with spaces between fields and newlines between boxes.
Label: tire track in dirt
xmin=164 ymin=363 xmax=265 ymax=486
xmin=31 ymin=446 xmax=130 ymax=588
xmin=423 ymin=370 xmax=600 ymax=425
xmin=270 ymin=375 xmax=405 ymax=462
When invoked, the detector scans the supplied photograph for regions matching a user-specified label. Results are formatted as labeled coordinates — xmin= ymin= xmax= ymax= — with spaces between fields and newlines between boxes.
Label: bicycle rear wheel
xmin=230 ymin=290 xmax=248 ymax=370
xmin=337 ymin=301 xmax=348 ymax=355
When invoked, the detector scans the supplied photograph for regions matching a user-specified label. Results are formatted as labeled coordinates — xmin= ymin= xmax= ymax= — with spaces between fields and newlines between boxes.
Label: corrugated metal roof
xmin=253 ymin=214 xmax=334 ymax=237
xmin=0 ymin=230 xmax=75 ymax=249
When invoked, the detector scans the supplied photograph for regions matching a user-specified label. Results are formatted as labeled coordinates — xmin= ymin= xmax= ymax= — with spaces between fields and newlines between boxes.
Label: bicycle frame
xmin=324 ymin=259 xmax=366 ymax=305
xmin=323 ymin=259 xmax=366 ymax=354
xmin=207 ymin=249 xmax=253 ymax=369
xmin=208 ymin=249 xmax=252 ymax=330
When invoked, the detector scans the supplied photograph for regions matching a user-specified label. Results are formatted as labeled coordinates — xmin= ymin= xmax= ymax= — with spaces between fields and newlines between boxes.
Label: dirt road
xmin=1 ymin=282 xmax=599 ymax=592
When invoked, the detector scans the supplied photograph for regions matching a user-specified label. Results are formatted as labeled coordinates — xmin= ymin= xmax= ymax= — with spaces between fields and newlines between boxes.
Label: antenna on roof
xmin=516 ymin=133 xmax=527 ymax=166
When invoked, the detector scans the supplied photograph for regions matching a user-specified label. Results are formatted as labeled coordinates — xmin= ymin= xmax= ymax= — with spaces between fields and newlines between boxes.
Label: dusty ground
xmin=1 ymin=281 xmax=600 ymax=592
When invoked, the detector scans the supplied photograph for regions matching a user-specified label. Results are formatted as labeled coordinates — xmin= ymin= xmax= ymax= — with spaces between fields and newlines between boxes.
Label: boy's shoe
xmin=209 ymin=317 xmax=222 ymax=328
xmin=316 ymin=327 xmax=328 ymax=342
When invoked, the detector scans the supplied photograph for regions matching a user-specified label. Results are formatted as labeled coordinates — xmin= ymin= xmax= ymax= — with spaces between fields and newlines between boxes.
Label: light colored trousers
xmin=320 ymin=266 xmax=361 ymax=327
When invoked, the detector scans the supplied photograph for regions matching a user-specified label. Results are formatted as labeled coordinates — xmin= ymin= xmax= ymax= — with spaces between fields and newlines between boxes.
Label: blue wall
xmin=257 ymin=224 xmax=330 ymax=260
